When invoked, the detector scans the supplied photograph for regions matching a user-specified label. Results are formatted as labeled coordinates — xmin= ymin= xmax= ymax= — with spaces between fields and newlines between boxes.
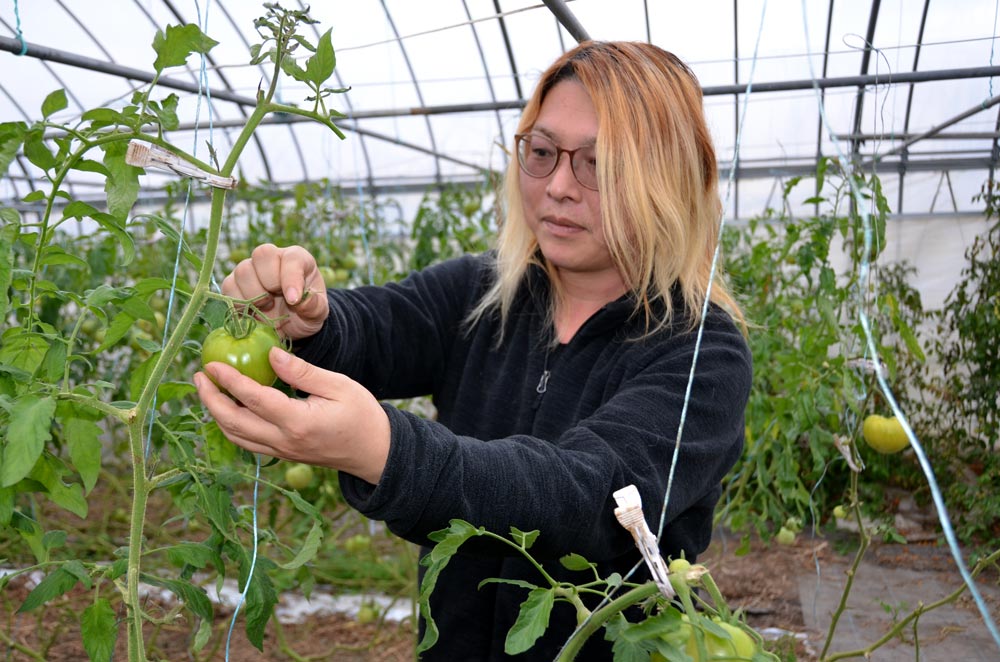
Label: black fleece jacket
xmin=293 ymin=253 xmax=752 ymax=660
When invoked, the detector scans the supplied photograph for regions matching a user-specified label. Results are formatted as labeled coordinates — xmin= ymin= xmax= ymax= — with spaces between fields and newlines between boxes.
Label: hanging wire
xmin=800 ymin=0 xmax=1000 ymax=653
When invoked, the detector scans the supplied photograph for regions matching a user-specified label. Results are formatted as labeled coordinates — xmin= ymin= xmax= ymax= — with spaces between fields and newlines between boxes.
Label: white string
xmin=655 ymin=1 xmax=769 ymax=543
xmin=800 ymin=0 xmax=1000 ymax=652
xmin=225 ymin=452 xmax=262 ymax=659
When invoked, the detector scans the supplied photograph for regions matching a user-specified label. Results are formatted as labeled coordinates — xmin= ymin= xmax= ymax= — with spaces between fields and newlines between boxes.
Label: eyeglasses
xmin=514 ymin=133 xmax=599 ymax=191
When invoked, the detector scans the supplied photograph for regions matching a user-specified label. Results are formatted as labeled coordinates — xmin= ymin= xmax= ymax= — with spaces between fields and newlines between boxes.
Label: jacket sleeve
xmin=340 ymin=314 xmax=752 ymax=563
xmin=293 ymin=253 xmax=488 ymax=400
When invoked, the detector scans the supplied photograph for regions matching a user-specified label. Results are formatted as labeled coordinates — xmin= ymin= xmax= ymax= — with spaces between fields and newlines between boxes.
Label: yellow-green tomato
xmin=776 ymin=526 xmax=796 ymax=545
xmin=652 ymin=619 xmax=757 ymax=661
xmin=357 ymin=603 xmax=379 ymax=624
xmin=862 ymin=414 xmax=910 ymax=454
xmin=833 ymin=505 xmax=848 ymax=519
xmin=284 ymin=463 xmax=314 ymax=490
xmin=669 ymin=558 xmax=691 ymax=574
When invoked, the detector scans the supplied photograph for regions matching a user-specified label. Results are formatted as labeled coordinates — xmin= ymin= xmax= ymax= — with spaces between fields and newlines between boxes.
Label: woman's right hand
xmin=225 ymin=243 xmax=329 ymax=340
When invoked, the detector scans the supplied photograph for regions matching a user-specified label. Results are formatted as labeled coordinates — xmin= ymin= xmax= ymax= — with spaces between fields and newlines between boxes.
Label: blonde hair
xmin=469 ymin=41 xmax=745 ymax=338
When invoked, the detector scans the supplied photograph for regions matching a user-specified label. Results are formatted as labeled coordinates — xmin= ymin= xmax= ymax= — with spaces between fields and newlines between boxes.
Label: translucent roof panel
xmin=3 ymin=0 xmax=1000 ymax=219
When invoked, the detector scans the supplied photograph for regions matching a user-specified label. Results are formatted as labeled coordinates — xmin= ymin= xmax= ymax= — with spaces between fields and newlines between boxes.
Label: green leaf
xmin=278 ymin=521 xmax=323 ymax=570
xmin=165 ymin=541 xmax=215 ymax=569
xmin=510 ymin=526 xmax=539 ymax=550
xmin=244 ymin=558 xmax=278 ymax=651
xmin=417 ymin=519 xmax=485 ymax=654
xmin=152 ymin=93 xmax=180 ymax=131
xmin=153 ymin=24 xmax=219 ymax=73
xmin=141 ymin=574 xmax=213 ymax=621
xmin=504 ymin=587 xmax=555 ymax=655
xmin=29 ymin=453 xmax=88 ymax=518
xmin=92 ymin=212 xmax=135 ymax=266
xmin=39 ymin=338 xmax=67 ymax=382
xmin=1 ymin=394 xmax=57 ymax=487
xmin=64 ymin=416 xmax=103 ymax=494
xmin=18 ymin=566 xmax=81 ymax=612
xmin=0 ymin=222 xmax=16 ymax=319
xmin=101 ymin=142 xmax=141 ymax=224
xmin=0 ymin=485 xmax=13 ymax=526
xmin=303 ymin=29 xmax=336 ymax=86
xmin=0 ymin=121 xmax=27 ymax=175
xmin=71 ymin=158 xmax=111 ymax=177
xmin=81 ymin=598 xmax=118 ymax=662
xmin=41 ymin=89 xmax=68 ymax=119
xmin=10 ymin=511 xmax=46 ymax=563
xmin=23 ymin=129 xmax=57 ymax=171
xmin=559 ymin=553 xmax=593 ymax=572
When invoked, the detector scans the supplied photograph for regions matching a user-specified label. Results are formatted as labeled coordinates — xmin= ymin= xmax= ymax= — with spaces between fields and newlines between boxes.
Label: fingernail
xmin=286 ymin=287 xmax=300 ymax=305
xmin=193 ymin=373 xmax=202 ymax=388
xmin=270 ymin=347 xmax=289 ymax=364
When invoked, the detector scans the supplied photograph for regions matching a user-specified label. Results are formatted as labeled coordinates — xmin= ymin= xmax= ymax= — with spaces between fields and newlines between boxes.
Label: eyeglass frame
xmin=514 ymin=133 xmax=599 ymax=191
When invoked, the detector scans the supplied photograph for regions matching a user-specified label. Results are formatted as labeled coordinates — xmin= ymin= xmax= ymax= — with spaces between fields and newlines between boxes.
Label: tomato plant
xmin=201 ymin=318 xmax=282 ymax=387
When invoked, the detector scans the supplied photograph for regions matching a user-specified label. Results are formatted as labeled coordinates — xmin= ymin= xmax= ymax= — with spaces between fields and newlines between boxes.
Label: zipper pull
xmin=536 ymin=369 xmax=551 ymax=394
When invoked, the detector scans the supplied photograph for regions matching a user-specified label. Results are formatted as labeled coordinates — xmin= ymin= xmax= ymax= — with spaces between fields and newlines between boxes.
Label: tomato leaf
xmin=141 ymin=574 xmax=214 ymax=621
xmin=417 ymin=519 xmax=486 ymax=654
xmin=165 ymin=541 xmax=216 ymax=570
xmin=559 ymin=553 xmax=593 ymax=572
xmin=81 ymin=598 xmax=118 ymax=662
xmin=510 ymin=526 xmax=539 ymax=550
xmin=1 ymin=394 xmax=56 ymax=487
xmin=0 ymin=121 xmax=27 ymax=175
xmin=244 ymin=557 xmax=278 ymax=650
xmin=17 ymin=565 xmax=82 ymax=612
xmin=278 ymin=521 xmax=323 ymax=570
xmin=0 ymin=221 xmax=16 ymax=320
xmin=63 ymin=416 xmax=103 ymax=494
xmin=29 ymin=453 xmax=88 ymax=518
xmin=41 ymin=89 xmax=68 ymax=119
xmin=303 ymin=29 xmax=335 ymax=87
xmin=23 ymin=129 xmax=57 ymax=171
xmin=101 ymin=142 xmax=141 ymax=225
xmin=152 ymin=24 xmax=219 ymax=74
xmin=504 ymin=587 xmax=555 ymax=655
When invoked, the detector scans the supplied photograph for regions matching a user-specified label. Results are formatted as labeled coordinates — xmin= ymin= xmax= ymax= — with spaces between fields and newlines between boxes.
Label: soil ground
xmin=2 ymin=527 xmax=996 ymax=661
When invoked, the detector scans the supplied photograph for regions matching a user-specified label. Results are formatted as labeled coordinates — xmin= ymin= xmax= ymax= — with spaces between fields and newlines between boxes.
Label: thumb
xmin=269 ymin=347 xmax=340 ymax=397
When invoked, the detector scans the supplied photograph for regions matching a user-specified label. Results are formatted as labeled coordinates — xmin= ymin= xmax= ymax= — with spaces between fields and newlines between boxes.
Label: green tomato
xmin=343 ymin=533 xmax=371 ymax=554
xmin=833 ymin=505 xmax=848 ymax=519
xmin=669 ymin=558 xmax=691 ymax=574
xmin=357 ymin=603 xmax=379 ymax=625
xmin=776 ymin=526 xmax=796 ymax=545
xmin=862 ymin=414 xmax=910 ymax=454
xmin=201 ymin=321 xmax=281 ymax=388
xmin=652 ymin=617 xmax=758 ymax=661
xmin=284 ymin=463 xmax=314 ymax=490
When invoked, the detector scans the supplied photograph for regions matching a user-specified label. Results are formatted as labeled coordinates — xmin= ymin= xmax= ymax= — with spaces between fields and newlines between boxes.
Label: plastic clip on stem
xmin=613 ymin=484 xmax=674 ymax=599
xmin=125 ymin=140 xmax=238 ymax=190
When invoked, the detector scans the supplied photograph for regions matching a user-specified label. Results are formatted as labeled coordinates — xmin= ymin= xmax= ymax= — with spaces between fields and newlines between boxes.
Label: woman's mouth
xmin=542 ymin=217 xmax=585 ymax=237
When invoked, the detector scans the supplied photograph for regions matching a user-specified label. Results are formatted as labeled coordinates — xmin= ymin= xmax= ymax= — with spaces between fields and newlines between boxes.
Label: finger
xmin=276 ymin=245 xmax=319 ymax=306
xmin=194 ymin=370 xmax=281 ymax=450
xmin=196 ymin=366 xmax=288 ymax=446
xmin=267 ymin=346 xmax=347 ymax=400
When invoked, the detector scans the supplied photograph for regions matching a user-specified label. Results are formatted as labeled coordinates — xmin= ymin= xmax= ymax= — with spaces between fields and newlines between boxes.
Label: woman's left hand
xmin=194 ymin=347 xmax=391 ymax=485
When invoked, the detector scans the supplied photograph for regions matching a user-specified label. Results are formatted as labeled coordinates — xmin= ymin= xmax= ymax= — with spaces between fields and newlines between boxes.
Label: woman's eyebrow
xmin=532 ymin=125 xmax=597 ymax=146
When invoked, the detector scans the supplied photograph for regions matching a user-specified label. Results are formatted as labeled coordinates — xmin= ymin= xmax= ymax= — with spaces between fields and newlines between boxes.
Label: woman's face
xmin=520 ymin=80 xmax=617 ymax=282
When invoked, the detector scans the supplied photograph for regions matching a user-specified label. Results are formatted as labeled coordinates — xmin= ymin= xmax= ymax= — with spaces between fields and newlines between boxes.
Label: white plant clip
xmin=125 ymin=140 xmax=238 ymax=190
xmin=613 ymin=484 xmax=674 ymax=599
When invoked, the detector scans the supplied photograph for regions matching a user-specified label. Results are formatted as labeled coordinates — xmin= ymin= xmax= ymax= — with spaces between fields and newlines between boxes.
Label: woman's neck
xmin=552 ymin=268 xmax=628 ymax=343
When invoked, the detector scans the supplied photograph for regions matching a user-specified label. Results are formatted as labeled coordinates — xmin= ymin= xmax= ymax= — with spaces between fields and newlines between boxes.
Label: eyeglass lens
xmin=517 ymin=134 xmax=598 ymax=190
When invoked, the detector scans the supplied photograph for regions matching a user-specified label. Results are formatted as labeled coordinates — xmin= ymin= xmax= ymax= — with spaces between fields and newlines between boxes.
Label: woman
xmin=195 ymin=41 xmax=752 ymax=660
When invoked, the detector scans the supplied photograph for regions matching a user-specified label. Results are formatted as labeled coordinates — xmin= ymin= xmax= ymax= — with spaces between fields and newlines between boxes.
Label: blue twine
xmin=12 ymin=0 xmax=27 ymax=55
